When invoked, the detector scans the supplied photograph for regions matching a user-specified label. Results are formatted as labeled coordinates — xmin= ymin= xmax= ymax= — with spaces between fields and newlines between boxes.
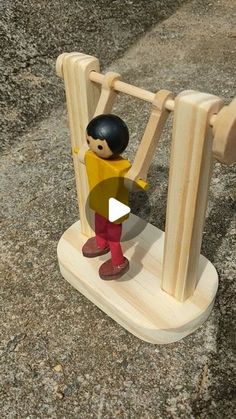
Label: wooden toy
xmin=81 ymin=113 xmax=148 ymax=280
xmin=56 ymin=52 xmax=236 ymax=344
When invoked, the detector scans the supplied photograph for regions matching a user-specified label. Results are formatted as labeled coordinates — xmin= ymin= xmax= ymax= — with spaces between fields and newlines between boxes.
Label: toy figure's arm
xmin=77 ymin=72 xmax=121 ymax=163
xmin=125 ymin=176 xmax=148 ymax=192
xmin=73 ymin=147 xmax=86 ymax=164
xmin=124 ymin=90 xmax=173 ymax=189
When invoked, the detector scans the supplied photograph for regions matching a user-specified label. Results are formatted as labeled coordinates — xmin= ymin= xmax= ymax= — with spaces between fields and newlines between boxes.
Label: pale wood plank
xmin=57 ymin=53 xmax=100 ymax=236
xmin=161 ymin=91 xmax=223 ymax=302
xmin=212 ymin=97 xmax=236 ymax=164
xmin=57 ymin=219 xmax=218 ymax=344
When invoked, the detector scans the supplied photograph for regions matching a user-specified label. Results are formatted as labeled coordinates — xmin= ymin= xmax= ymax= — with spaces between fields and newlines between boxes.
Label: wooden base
xmin=57 ymin=215 xmax=218 ymax=344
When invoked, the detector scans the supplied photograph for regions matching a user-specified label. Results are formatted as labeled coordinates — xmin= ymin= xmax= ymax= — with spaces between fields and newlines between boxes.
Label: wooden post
xmin=56 ymin=53 xmax=101 ymax=237
xmin=161 ymin=91 xmax=223 ymax=301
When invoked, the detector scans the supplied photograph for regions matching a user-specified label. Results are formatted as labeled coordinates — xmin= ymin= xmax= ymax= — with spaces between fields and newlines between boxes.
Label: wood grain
xmin=57 ymin=217 xmax=218 ymax=344
xmin=56 ymin=52 xmax=100 ymax=236
xmin=161 ymin=91 xmax=223 ymax=301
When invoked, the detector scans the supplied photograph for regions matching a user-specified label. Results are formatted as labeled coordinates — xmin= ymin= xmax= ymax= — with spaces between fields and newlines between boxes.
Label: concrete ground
xmin=1 ymin=0 xmax=235 ymax=418
xmin=0 ymin=0 xmax=185 ymax=151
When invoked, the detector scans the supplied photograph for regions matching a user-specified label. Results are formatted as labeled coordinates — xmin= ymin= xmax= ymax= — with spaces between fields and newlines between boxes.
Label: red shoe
xmin=82 ymin=237 xmax=110 ymax=258
xmin=99 ymin=257 xmax=129 ymax=280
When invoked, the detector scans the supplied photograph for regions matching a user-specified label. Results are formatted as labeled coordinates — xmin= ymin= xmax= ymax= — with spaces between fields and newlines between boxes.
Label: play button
xmin=108 ymin=198 xmax=130 ymax=222
xmin=85 ymin=176 xmax=151 ymax=241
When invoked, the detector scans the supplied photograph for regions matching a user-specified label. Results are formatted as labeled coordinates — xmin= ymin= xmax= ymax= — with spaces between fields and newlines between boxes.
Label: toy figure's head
xmin=86 ymin=114 xmax=129 ymax=159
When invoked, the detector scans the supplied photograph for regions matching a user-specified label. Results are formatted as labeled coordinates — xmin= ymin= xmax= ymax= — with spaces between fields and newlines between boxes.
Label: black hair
xmin=86 ymin=114 xmax=129 ymax=156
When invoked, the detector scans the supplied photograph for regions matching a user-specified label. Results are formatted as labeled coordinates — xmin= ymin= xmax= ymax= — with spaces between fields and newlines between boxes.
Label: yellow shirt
xmin=85 ymin=150 xmax=131 ymax=222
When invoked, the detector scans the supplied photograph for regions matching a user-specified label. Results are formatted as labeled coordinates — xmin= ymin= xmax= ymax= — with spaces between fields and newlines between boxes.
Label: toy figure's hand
xmin=124 ymin=178 xmax=138 ymax=192
xmin=72 ymin=146 xmax=88 ymax=164
xmin=124 ymin=177 xmax=148 ymax=192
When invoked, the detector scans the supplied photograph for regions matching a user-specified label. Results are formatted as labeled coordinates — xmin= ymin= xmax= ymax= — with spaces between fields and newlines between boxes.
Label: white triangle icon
xmin=108 ymin=198 xmax=130 ymax=222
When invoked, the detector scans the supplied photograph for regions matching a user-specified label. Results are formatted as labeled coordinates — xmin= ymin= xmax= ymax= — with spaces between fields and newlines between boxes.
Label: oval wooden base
xmin=57 ymin=215 xmax=218 ymax=344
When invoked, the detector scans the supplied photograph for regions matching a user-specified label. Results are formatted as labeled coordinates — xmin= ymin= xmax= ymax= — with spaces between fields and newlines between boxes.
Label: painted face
xmin=86 ymin=135 xmax=113 ymax=159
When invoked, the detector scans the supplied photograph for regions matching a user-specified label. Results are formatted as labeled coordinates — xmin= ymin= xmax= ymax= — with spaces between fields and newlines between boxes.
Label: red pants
xmin=95 ymin=213 xmax=124 ymax=266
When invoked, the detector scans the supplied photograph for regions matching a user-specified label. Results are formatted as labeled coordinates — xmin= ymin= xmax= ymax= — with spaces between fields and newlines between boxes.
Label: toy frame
xmin=56 ymin=52 xmax=235 ymax=344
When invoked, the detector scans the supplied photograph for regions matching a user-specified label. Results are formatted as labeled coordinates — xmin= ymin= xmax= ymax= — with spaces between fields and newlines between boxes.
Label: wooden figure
xmin=77 ymin=113 xmax=148 ymax=280
xmin=56 ymin=52 xmax=236 ymax=344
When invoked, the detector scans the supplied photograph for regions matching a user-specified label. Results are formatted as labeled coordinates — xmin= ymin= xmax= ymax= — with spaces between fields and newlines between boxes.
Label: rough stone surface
xmin=1 ymin=0 xmax=236 ymax=418
xmin=0 ymin=0 xmax=185 ymax=151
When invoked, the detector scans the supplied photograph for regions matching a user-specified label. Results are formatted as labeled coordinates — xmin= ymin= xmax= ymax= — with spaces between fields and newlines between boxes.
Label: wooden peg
xmin=212 ymin=98 xmax=236 ymax=165
xmin=124 ymin=90 xmax=173 ymax=188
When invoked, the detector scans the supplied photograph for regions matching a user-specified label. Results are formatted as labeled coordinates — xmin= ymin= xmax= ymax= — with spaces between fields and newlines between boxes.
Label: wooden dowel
xmin=165 ymin=99 xmax=175 ymax=112
xmin=89 ymin=71 xmax=217 ymax=126
xmin=90 ymin=71 xmax=154 ymax=103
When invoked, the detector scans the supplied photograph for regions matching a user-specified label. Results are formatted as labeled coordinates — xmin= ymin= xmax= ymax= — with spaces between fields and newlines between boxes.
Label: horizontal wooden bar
xmin=89 ymin=71 xmax=217 ymax=126
xmin=90 ymin=71 xmax=155 ymax=103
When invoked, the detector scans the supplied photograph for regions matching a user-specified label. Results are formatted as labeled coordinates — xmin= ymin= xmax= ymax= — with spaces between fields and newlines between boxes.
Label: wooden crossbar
xmin=89 ymin=71 xmax=218 ymax=126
